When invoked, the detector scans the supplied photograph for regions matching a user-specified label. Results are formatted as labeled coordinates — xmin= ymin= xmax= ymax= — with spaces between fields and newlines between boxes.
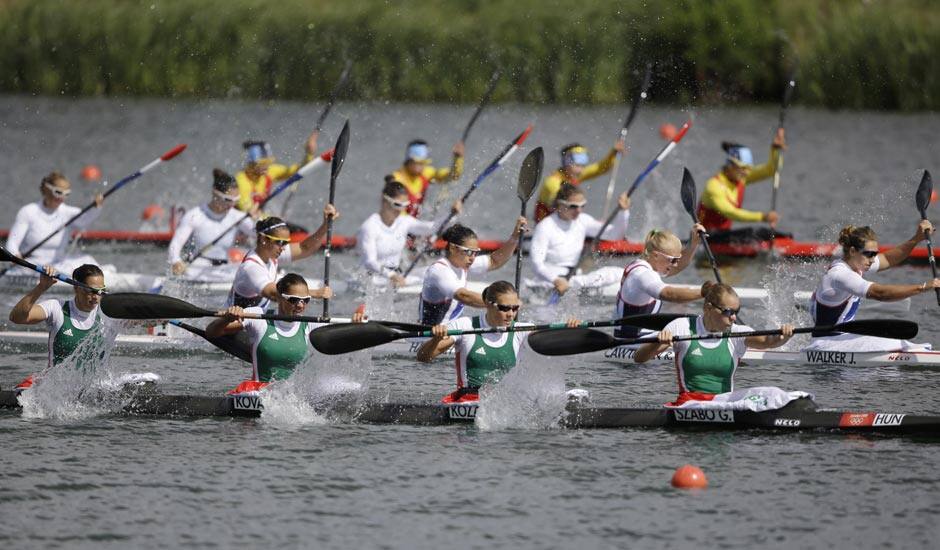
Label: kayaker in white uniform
xmin=805 ymin=223 xmax=939 ymax=351
xmin=168 ymin=169 xmax=256 ymax=281
xmin=614 ymin=227 xmax=708 ymax=339
xmin=8 ymin=264 xmax=108 ymax=392
xmin=355 ymin=178 xmax=461 ymax=289
xmin=5 ymin=172 xmax=104 ymax=276
xmin=210 ymin=273 xmax=327 ymax=394
xmin=418 ymin=281 xmax=579 ymax=403
xmin=226 ymin=209 xmax=336 ymax=309
xmin=634 ymin=283 xmax=794 ymax=406
xmin=528 ymin=183 xmax=630 ymax=297
xmin=419 ymin=220 xmax=526 ymax=325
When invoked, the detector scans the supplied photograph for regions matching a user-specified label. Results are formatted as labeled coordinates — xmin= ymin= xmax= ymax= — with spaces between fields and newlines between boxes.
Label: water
xmin=2 ymin=95 xmax=940 ymax=549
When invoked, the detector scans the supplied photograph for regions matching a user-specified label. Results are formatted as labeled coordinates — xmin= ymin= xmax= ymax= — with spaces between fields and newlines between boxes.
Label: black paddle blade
xmin=171 ymin=321 xmax=253 ymax=363
xmin=528 ymin=328 xmax=619 ymax=356
xmin=309 ymin=322 xmax=404 ymax=355
xmin=623 ymin=62 xmax=653 ymax=129
xmin=0 ymin=244 xmax=15 ymax=262
xmin=680 ymin=167 xmax=698 ymax=221
xmin=330 ymin=120 xmax=350 ymax=188
xmin=835 ymin=319 xmax=918 ymax=340
xmin=618 ymin=313 xmax=693 ymax=331
xmin=916 ymin=170 xmax=933 ymax=215
xmin=517 ymin=147 xmax=543 ymax=202
xmin=378 ymin=320 xmax=431 ymax=332
xmin=101 ymin=293 xmax=213 ymax=320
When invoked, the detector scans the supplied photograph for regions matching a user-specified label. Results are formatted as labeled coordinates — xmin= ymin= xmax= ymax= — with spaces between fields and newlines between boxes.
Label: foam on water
xmin=475 ymin=346 xmax=569 ymax=431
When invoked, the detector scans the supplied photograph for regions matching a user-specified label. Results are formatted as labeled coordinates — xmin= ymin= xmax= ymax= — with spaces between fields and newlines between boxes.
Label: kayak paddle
xmin=322 ymin=120 xmax=350 ymax=317
xmin=168 ymin=320 xmax=253 ymax=364
xmin=402 ymin=125 xmax=533 ymax=277
xmin=309 ymin=313 xmax=691 ymax=355
xmin=528 ymin=319 xmax=919 ymax=356
xmin=514 ymin=146 xmax=543 ymax=293
xmin=0 ymin=244 xmax=103 ymax=293
xmin=915 ymin=170 xmax=940 ymax=306
xmin=680 ymin=167 xmax=723 ymax=284
xmin=601 ymin=62 xmax=652 ymax=218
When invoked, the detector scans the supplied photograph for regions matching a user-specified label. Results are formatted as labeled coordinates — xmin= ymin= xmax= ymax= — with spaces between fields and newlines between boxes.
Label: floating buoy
xmin=227 ymin=248 xmax=247 ymax=263
xmin=659 ymin=123 xmax=678 ymax=141
xmin=81 ymin=164 xmax=102 ymax=182
xmin=932 ymin=190 xmax=938 ymax=204
xmin=141 ymin=204 xmax=165 ymax=222
xmin=671 ymin=464 xmax=708 ymax=489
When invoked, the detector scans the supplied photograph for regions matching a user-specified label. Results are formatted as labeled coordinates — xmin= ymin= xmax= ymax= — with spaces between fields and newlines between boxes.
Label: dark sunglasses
xmin=708 ymin=300 xmax=740 ymax=318
xmin=489 ymin=302 xmax=520 ymax=312
xmin=857 ymin=249 xmax=878 ymax=259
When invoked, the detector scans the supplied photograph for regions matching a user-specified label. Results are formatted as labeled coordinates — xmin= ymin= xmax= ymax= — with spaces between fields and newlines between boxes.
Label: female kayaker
xmin=534 ymin=140 xmax=625 ymax=222
xmin=390 ymin=139 xmax=464 ymax=217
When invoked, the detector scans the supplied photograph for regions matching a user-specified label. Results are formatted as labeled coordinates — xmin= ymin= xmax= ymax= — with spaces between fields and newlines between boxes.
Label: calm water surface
xmin=1 ymin=95 xmax=939 ymax=549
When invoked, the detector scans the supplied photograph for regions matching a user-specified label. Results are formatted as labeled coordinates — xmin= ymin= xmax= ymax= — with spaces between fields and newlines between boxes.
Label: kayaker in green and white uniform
xmin=8 ymin=264 xmax=108 ymax=392
xmin=417 ymin=280 xmax=579 ymax=404
xmin=208 ymin=272 xmax=363 ymax=395
xmin=633 ymin=283 xmax=794 ymax=406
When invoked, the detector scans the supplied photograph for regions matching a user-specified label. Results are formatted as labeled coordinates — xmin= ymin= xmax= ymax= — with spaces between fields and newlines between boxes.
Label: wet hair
xmin=382 ymin=178 xmax=407 ymax=198
xmin=838 ymin=225 xmax=878 ymax=254
xmin=276 ymin=272 xmax=308 ymax=294
xmin=256 ymin=216 xmax=288 ymax=235
xmin=72 ymin=264 xmax=104 ymax=284
xmin=212 ymin=168 xmax=237 ymax=193
xmin=555 ymin=183 xmax=585 ymax=203
xmin=642 ymin=229 xmax=681 ymax=257
xmin=482 ymin=281 xmax=517 ymax=303
xmin=41 ymin=171 xmax=68 ymax=188
xmin=704 ymin=282 xmax=738 ymax=305
xmin=441 ymin=223 xmax=477 ymax=246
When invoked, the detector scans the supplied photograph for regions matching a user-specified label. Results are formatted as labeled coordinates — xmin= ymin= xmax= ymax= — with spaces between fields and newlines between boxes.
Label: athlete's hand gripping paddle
xmin=915 ymin=170 xmax=940 ymax=306
xmin=0 ymin=244 xmax=103 ymax=293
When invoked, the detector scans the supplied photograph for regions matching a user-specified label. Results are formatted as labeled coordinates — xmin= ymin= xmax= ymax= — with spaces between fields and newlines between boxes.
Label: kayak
xmin=1 ymin=390 xmax=936 ymax=435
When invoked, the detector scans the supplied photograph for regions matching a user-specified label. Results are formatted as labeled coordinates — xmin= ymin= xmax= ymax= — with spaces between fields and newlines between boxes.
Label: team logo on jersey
xmin=475 ymin=347 xmax=487 ymax=356
xmin=63 ymin=328 xmax=74 ymax=336
xmin=268 ymin=333 xmax=279 ymax=340
xmin=690 ymin=348 xmax=703 ymax=356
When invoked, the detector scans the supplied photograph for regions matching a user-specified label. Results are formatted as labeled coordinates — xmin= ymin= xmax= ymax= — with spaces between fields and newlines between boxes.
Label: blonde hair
xmin=838 ymin=225 xmax=877 ymax=255
xmin=642 ymin=229 xmax=681 ymax=258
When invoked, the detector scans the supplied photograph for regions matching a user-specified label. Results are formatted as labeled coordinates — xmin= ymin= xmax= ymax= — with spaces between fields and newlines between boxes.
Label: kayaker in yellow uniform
xmin=696 ymin=128 xmax=790 ymax=243
xmin=391 ymin=139 xmax=464 ymax=217
xmin=235 ymin=130 xmax=319 ymax=213
xmin=534 ymin=140 xmax=625 ymax=222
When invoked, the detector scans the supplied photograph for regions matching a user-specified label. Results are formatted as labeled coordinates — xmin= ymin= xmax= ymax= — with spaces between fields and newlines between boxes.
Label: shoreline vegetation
xmin=0 ymin=0 xmax=937 ymax=110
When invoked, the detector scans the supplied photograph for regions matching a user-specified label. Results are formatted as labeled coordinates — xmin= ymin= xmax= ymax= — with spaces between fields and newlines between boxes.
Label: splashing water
xmin=475 ymin=346 xmax=569 ymax=431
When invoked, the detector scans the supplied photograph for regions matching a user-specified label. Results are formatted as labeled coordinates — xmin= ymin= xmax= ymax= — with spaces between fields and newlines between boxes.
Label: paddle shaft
xmin=14 ymin=144 xmax=186 ymax=262
xmin=0 ymin=246 xmax=101 ymax=293
xmin=403 ymin=125 xmax=533 ymax=277
xmin=920 ymin=210 xmax=940 ymax=306
xmin=402 ymin=316 xmax=681 ymax=340
xmin=624 ymin=323 xmax=859 ymax=347
xmin=514 ymin=198 xmax=526 ymax=290
xmin=602 ymin=63 xmax=652 ymax=218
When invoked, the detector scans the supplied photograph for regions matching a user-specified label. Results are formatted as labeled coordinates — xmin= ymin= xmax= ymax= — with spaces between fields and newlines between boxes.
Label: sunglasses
xmin=281 ymin=294 xmax=312 ymax=305
xmin=383 ymin=195 xmax=410 ymax=210
xmin=654 ymin=250 xmax=681 ymax=265
xmin=451 ymin=243 xmax=481 ymax=257
xmin=857 ymin=248 xmax=878 ymax=259
xmin=43 ymin=183 xmax=71 ymax=198
xmin=558 ymin=200 xmax=587 ymax=210
xmin=261 ymin=233 xmax=292 ymax=245
xmin=80 ymin=285 xmax=107 ymax=294
xmin=489 ymin=302 xmax=520 ymax=312
xmin=213 ymin=190 xmax=239 ymax=203
xmin=708 ymin=300 xmax=740 ymax=318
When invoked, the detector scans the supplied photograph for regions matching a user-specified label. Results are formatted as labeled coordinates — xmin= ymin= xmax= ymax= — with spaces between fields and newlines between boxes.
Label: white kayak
xmin=2 ymin=330 xmax=936 ymax=368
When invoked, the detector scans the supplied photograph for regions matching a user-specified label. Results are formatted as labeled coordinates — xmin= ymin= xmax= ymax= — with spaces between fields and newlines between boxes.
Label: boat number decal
xmin=839 ymin=413 xmax=874 ymax=427
xmin=774 ymin=418 xmax=801 ymax=427
xmin=447 ymin=404 xmax=478 ymax=419
xmin=872 ymin=413 xmax=905 ymax=426
xmin=232 ymin=395 xmax=264 ymax=411
xmin=673 ymin=409 xmax=734 ymax=423
xmin=604 ymin=347 xmax=674 ymax=361
xmin=804 ymin=350 xmax=856 ymax=365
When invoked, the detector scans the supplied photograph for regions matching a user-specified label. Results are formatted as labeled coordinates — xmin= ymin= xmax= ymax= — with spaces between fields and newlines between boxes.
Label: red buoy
xmin=141 ymin=204 xmax=165 ymax=222
xmin=659 ymin=123 xmax=678 ymax=141
xmin=931 ymin=190 xmax=938 ymax=204
xmin=671 ymin=464 xmax=708 ymax=489
xmin=81 ymin=164 xmax=102 ymax=182
xmin=227 ymin=248 xmax=247 ymax=263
